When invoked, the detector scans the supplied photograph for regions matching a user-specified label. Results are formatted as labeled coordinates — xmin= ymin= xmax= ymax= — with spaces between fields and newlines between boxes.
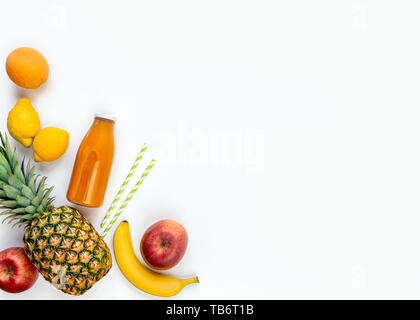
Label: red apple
xmin=0 ymin=247 xmax=38 ymax=293
xmin=140 ymin=219 xmax=188 ymax=270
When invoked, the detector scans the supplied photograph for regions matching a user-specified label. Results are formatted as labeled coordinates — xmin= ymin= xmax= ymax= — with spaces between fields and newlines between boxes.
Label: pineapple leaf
xmin=3 ymin=136 xmax=16 ymax=168
xmin=11 ymin=148 xmax=18 ymax=171
xmin=0 ymin=153 xmax=11 ymax=173
xmin=0 ymin=133 xmax=5 ymax=150
xmin=0 ymin=200 xmax=19 ymax=208
xmin=25 ymin=205 xmax=36 ymax=214
xmin=46 ymin=197 xmax=55 ymax=209
xmin=6 ymin=216 xmax=20 ymax=224
xmin=0 ymin=133 xmax=55 ymax=224
xmin=21 ymin=185 xmax=35 ymax=199
xmin=2 ymin=214 xmax=17 ymax=224
xmin=28 ymin=174 xmax=36 ymax=194
xmin=25 ymin=161 xmax=35 ymax=186
xmin=11 ymin=219 xmax=26 ymax=229
xmin=7 ymin=173 xmax=23 ymax=190
xmin=7 ymin=214 xmax=31 ymax=226
xmin=41 ymin=187 xmax=54 ymax=207
xmin=3 ymin=185 xmax=20 ymax=199
xmin=0 ymin=166 xmax=8 ymax=183
xmin=21 ymin=158 xmax=27 ymax=177
xmin=0 ymin=209 xmax=12 ymax=216
xmin=13 ymin=164 xmax=25 ymax=184
xmin=14 ymin=213 xmax=33 ymax=221
xmin=36 ymin=204 xmax=45 ymax=214
xmin=11 ymin=208 xmax=26 ymax=214
xmin=36 ymin=176 xmax=47 ymax=196
xmin=30 ymin=195 xmax=41 ymax=206
xmin=2 ymin=135 xmax=17 ymax=170
xmin=16 ymin=195 xmax=31 ymax=207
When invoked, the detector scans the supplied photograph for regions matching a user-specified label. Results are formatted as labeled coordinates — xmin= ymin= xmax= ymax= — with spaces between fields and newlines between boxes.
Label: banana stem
xmin=182 ymin=276 xmax=199 ymax=287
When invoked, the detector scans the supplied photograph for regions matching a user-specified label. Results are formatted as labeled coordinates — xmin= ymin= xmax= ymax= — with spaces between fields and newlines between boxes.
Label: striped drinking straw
xmin=100 ymin=143 xmax=148 ymax=228
xmin=101 ymin=159 xmax=156 ymax=238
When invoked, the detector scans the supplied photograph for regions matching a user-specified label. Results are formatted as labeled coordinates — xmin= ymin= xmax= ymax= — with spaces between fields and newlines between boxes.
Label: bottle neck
xmin=94 ymin=117 xmax=115 ymax=128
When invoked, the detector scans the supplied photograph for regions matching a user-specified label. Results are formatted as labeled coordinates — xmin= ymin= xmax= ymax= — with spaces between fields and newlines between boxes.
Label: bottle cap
xmin=95 ymin=112 xmax=117 ymax=122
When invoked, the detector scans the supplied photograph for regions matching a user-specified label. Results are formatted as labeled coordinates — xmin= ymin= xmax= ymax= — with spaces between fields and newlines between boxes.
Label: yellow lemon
xmin=33 ymin=127 xmax=69 ymax=162
xmin=7 ymin=98 xmax=40 ymax=147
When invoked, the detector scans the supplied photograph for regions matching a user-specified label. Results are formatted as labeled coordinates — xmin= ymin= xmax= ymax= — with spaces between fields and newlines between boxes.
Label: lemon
xmin=33 ymin=127 xmax=69 ymax=162
xmin=7 ymin=98 xmax=40 ymax=147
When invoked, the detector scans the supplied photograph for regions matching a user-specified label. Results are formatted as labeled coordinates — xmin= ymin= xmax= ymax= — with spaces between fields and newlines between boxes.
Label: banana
xmin=113 ymin=220 xmax=199 ymax=297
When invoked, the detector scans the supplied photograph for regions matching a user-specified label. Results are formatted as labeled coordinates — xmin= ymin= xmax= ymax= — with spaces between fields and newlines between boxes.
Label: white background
xmin=0 ymin=0 xmax=419 ymax=300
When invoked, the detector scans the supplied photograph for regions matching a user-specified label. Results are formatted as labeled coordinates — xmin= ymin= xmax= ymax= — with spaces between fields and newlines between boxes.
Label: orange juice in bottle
xmin=67 ymin=113 xmax=115 ymax=207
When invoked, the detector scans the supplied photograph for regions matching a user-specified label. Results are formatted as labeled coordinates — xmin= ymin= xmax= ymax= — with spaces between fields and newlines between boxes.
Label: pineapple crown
xmin=0 ymin=133 xmax=55 ymax=227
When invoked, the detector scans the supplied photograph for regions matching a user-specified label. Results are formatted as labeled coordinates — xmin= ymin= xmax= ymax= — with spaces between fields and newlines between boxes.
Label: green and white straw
xmin=100 ymin=143 xmax=148 ymax=228
xmin=101 ymin=159 xmax=156 ymax=238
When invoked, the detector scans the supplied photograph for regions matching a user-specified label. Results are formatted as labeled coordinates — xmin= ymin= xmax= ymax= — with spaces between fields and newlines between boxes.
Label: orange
xmin=5 ymin=47 xmax=49 ymax=89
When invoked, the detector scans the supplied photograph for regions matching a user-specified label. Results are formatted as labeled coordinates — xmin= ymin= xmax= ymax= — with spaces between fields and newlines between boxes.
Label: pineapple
xmin=0 ymin=134 xmax=111 ymax=295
